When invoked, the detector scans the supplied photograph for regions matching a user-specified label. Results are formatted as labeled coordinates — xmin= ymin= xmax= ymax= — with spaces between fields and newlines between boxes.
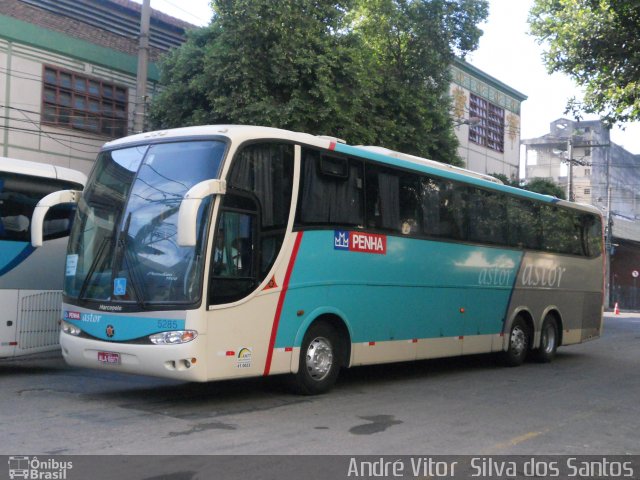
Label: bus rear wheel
xmin=533 ymin=315 xmax=558 ymax=363
xmin=502 ymin=316 xmax=530 ymax=367
xmin=292 ymin=322 xmax=341 ymax=395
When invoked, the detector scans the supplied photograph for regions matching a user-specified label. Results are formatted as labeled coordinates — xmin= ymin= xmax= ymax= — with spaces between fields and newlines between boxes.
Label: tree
xmin=529 ymin=0 xmax=640 ymax=125
xmin=149 ymin=0 xmax=489 ymax=165
xmin=349 ymin=0 xmax=488 ymax=162
xmin=491 ymin=173 xmax=566 ymax=199
xmin=149 ymin=0 xmax=367 ymax=138
xmin=524 ymin=177 xmax=566 ymax=199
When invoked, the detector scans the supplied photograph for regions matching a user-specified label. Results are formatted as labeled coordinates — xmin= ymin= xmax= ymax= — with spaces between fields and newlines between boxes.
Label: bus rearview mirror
xmin=31 ymin=190 xmax=82 ymax=247
xmin=177 ymin=179 xmax=226 ymax=247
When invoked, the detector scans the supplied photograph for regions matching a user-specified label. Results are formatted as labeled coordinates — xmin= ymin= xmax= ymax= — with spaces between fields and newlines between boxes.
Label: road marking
xmin=489 ymin=430 xmax=548 ymax=452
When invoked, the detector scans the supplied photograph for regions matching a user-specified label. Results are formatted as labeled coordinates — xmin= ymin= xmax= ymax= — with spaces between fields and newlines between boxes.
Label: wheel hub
xmin=305 ymin=336 xmax=333 ymax=381
xmin=510 ymin=326 xmax=527 ymax=356
xmin=542 ymin=323 xmax=557 ymax=354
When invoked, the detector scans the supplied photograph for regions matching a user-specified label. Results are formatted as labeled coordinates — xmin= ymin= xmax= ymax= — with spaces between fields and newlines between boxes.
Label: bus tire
xmin=292 ymin=322 xmax=341 ymax=395
xmin=502 ymin=316 xmax=530 ymax=367
xmin=532 ymin=315 xmax=558 ymax=363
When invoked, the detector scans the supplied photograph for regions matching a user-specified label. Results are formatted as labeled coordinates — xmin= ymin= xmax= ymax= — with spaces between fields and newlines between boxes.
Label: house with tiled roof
xmin=0 ymin=0 xmax=195 ymax=174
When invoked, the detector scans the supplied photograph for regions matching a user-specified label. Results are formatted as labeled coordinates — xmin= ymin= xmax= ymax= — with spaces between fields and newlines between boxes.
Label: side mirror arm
xmin=177 ymin=179 xmax=226 ymax=247
xmin=31 ymin=190 xmax=81 ymax=247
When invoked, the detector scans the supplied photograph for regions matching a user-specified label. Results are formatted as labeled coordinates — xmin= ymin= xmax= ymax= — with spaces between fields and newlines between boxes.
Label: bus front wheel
xmin=502 ymin=317 xmax=530 ymax=367
xmin=292 ymin=322 xmax=341 ymax=395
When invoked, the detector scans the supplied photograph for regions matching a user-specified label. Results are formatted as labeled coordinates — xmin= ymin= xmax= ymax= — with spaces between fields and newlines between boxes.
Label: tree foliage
xmin=492 ymin=173 xmax=566 ymax=199
xmin=149 ymin=0 xmax=488 ymax=165
xmin=529 ymin=0 xmax=640 ymax=125
xmin=524 ymin=177 xmax=566 ymax=199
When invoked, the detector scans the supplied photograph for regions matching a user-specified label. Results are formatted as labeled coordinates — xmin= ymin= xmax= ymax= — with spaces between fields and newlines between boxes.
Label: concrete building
xmin=450 ymin=58 xmax=527 ymax=180
xmin=522 ymin=118 xmax=640 ymax=309
xmin=0 ymin=0 xmax=193 ymax=175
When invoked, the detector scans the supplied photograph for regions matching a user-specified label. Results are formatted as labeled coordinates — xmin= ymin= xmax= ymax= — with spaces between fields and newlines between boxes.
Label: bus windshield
xmin=64 ymin=140 xmax=225 ymax=307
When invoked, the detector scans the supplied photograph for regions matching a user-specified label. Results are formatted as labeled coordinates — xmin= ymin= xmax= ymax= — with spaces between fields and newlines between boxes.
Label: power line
xmin=153 ymin=0 xmax=209 ymax=25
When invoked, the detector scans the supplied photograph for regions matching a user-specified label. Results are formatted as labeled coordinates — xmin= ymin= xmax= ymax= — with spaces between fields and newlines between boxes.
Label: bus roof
xmin=0 ymin=156 xmax=86 ymax=186
xmin=102 ymin=125 xmax=601 ymax=216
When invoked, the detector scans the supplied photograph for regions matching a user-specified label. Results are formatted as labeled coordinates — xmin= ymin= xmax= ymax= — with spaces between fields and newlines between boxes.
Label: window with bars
xmin=42 ymin=66 xmax=128 ymax=137
xmin=468 ymin=93 xmax=505 ymax=153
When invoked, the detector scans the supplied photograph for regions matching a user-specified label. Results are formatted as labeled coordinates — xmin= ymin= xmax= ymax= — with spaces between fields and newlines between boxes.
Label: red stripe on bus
xmin=263 ymin=231 xmax=303 ymax=376
xmin=329 ymin=141 xmax=336 ymax=151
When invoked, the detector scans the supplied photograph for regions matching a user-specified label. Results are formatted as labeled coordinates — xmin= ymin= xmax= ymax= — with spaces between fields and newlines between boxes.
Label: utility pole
xmin=133 ymin=0 xmax=151 ymax=134
xmin=567 ymin=137 xmax=574 ymax=201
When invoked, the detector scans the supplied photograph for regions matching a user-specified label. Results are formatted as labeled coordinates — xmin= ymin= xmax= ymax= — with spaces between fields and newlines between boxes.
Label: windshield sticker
xmin=237 ymin=348 xmax=253 ymax=369
xmin=113 ymin=277 xmax=127 ymax=296
xmin=65 ymin=254 xmax=78 ymax=276
xmin=334 ymin=230 xmax=387 ymax=255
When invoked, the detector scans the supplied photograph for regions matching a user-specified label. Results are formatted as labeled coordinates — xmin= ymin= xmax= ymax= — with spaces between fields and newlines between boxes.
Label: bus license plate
xmin=97 ymin=351 xmax=120 ymax=364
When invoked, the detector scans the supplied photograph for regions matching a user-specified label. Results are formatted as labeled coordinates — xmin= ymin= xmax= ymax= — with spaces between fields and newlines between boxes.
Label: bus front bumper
xmin=60 ymin=332 xmax=208 ymax=382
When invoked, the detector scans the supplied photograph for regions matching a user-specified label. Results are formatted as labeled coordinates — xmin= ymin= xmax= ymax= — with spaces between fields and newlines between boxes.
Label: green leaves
xmin=529 ymin=0 xmax=640 ymax=125
xmin=149 ymin=0 xmax=489 ymax=164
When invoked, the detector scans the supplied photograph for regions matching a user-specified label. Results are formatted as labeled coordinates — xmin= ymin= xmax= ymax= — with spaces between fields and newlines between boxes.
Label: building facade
xmin=522 ymin=118 xmax=640 ymax=309
xmin=0 ymin=0 xmax=193 ymax=175
xmin=450 ymin=58 xmax=527 ymax=179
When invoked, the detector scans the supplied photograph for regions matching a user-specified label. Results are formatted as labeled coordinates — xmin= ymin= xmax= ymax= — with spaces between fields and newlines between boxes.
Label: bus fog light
xmin=61 ymin=320 xmax=82 ymax=336
xmin=149 ymin=330 xmax=198 ymax=345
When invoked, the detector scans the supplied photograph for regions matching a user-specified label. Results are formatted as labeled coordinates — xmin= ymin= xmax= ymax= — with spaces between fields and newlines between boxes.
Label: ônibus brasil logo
xmin=8 ymin=456 xmax=72 ymax=479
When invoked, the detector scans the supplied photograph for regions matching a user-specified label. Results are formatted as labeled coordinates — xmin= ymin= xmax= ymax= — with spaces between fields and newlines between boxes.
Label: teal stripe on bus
xmin=274 ymin=231 xmax=523 ymax=347
xmin=63 ymin=310 xmax=186 ymax=342
xmin=0 ymin=241 xmax=34 ymax=276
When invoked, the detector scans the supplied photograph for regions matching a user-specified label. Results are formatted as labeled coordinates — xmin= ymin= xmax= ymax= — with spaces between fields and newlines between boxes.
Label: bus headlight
xmin=61 ymin=320 xmax=82 ymax=336
xmin=149 ymin=330 xmax=198 ymax=345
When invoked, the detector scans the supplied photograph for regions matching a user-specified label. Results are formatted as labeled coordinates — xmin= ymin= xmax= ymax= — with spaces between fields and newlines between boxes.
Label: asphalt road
xmin=1 ymin=313 xmax=638 ymax=456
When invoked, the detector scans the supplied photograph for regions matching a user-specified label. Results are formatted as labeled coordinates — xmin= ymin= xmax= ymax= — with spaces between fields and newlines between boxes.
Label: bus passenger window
xmin=366 ymin=166 xmax=400 ymax=231
xmin=468 ymin=189 xmax=508 ymax=245
xmin=419 ymin=177 xmax=468 ymax=241
xmin=297 ymin=149 xmax=363 ymax=227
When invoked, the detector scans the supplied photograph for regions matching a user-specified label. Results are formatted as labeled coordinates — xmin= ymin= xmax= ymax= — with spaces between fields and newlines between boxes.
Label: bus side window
xmin=297 ymin=149 xmax=363 ymax=227
xmin=468 ymin=188 xmax=508 ymax=245
xmin=210 ymin=207 xmax=257 ymax=305
xmin=507 ymin=197 xmax=542 ymax=249
xmin=365 ymin=166 xmax=400 ymax=231
xmin=0 ymin=190 xmax=34 ymax=242
xmin=584 ymin=214 xmax=603 ymax=257
xmin=1 ymin=173 xmax=82 ymax=243
xmin=439 ymin=181 xmax=468 ymax=241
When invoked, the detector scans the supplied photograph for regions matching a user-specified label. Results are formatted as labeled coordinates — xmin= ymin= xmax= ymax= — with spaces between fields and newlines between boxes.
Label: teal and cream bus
xmin=31 ymin=126 xmax=604 ymax=393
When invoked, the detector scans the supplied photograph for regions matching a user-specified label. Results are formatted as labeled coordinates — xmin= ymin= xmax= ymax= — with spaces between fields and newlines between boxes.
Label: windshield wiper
xmin=77 ymin=235 xmax=112 ymax=301
xmin=111 ymin=212 xmax=147 ymax=308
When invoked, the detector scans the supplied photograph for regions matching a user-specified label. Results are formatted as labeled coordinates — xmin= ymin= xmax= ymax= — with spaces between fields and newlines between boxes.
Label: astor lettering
xmin=521 ymin=265 xmax=567 ymax=288
xmin=478 ymin=267 xmax=513 ymax=286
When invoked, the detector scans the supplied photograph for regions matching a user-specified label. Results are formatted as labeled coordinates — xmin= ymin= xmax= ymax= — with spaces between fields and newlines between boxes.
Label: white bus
xmin=0 ymin=157 xmax=85 ymax=358
xmin=31 ymin=126 xmax=603 ymax=393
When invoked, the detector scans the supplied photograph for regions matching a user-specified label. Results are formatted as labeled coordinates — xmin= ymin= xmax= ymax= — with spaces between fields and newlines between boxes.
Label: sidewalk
xmin=604 ymin=311 xmax=639 ymax=318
